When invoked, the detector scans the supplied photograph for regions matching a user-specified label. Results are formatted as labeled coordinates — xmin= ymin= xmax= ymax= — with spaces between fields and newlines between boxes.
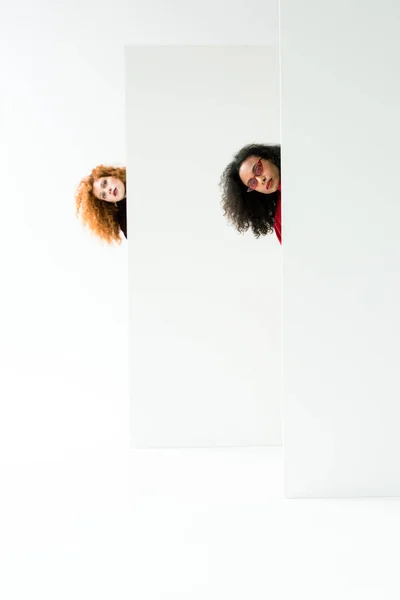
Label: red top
xmin=274 ymin=184 xmax=282 ymax=244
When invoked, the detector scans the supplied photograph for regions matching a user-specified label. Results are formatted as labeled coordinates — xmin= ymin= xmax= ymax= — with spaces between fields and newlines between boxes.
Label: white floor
xmin=2 ymin=447 xmax=400 ymax=599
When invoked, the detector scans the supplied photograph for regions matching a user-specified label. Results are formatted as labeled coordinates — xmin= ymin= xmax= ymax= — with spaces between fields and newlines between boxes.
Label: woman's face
xmin=93 ymin=176 xmax=126 ymax=203
xmin=238 ymin=156 xmax=280 ymax=194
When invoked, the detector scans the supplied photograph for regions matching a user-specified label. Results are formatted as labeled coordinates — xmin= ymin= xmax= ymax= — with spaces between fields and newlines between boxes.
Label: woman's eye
xmin=254 ymin=162 xmax=263 ymax=176
xmin=102 ymin=193 xmax=106 ymax=199
xmin=249 ymin=178 xmax=257 ymax=189
xmin=102 ymin=180 xmax=107 ymax=187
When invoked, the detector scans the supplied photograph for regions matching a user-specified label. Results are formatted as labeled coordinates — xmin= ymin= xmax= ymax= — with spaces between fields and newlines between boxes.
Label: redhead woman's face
xmin=238 ymin=156 xmax=280 ymax=194
xmin=93 ymin=176 xmax=126 ymax=203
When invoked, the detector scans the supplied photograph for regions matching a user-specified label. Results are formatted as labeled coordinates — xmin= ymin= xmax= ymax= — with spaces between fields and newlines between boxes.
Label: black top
xmin=115 ymin=198 xmax=127 ymax=239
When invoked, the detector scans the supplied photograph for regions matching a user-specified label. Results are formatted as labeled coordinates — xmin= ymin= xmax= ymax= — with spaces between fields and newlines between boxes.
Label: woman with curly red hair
xmin=75 ymin=165 xmax=127 ymax=244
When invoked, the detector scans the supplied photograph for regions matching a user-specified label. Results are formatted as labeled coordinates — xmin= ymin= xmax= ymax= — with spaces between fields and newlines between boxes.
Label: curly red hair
xmin=75 ymin=165 xmax=127 ymax=244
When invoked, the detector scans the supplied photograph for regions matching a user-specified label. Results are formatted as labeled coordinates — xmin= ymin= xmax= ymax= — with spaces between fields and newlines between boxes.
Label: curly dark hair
xmin=219 ymin=143 xmax=281 ymax=238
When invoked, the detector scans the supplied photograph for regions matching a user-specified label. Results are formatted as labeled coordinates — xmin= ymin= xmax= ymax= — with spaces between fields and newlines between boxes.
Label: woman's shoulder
xmin=115 ymin=198 xmax=127 ymax=238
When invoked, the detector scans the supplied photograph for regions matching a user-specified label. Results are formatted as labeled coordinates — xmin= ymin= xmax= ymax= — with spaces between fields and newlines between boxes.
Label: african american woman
xmin=219 ymin=143 xmax=281 ymax=243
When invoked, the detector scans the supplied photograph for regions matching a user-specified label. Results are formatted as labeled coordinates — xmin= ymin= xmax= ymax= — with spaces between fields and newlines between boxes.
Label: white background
xmin=2 ymin=0 xmax=400 ymax=598
xmin=126 ymin=45 xmax=281 ymax=448
xmin=281 ymin=0 xmax=400 ymax=497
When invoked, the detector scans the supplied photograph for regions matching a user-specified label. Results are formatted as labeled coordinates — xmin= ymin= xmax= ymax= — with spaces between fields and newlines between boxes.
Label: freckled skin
xmin=93 ymin=176 xmax=126 ymax=203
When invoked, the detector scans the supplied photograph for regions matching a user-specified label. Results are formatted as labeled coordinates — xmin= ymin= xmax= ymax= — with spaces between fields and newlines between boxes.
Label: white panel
xmin=126 ymin=46 xmax=282 ymax=447
xmin=281 ymin=0 xmax=400 ymax=496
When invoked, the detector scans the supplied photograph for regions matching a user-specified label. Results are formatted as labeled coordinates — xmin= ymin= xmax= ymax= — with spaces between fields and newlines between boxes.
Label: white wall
xmin=281 ymin=0 xmax=400 ymax=497
xmin=0 ymin=0 xmax=278 ymax=462
xmin=126 ymin=46 xmax=281 ymax=448
xmin=1 ymin=1 xmax=279 ymax=597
